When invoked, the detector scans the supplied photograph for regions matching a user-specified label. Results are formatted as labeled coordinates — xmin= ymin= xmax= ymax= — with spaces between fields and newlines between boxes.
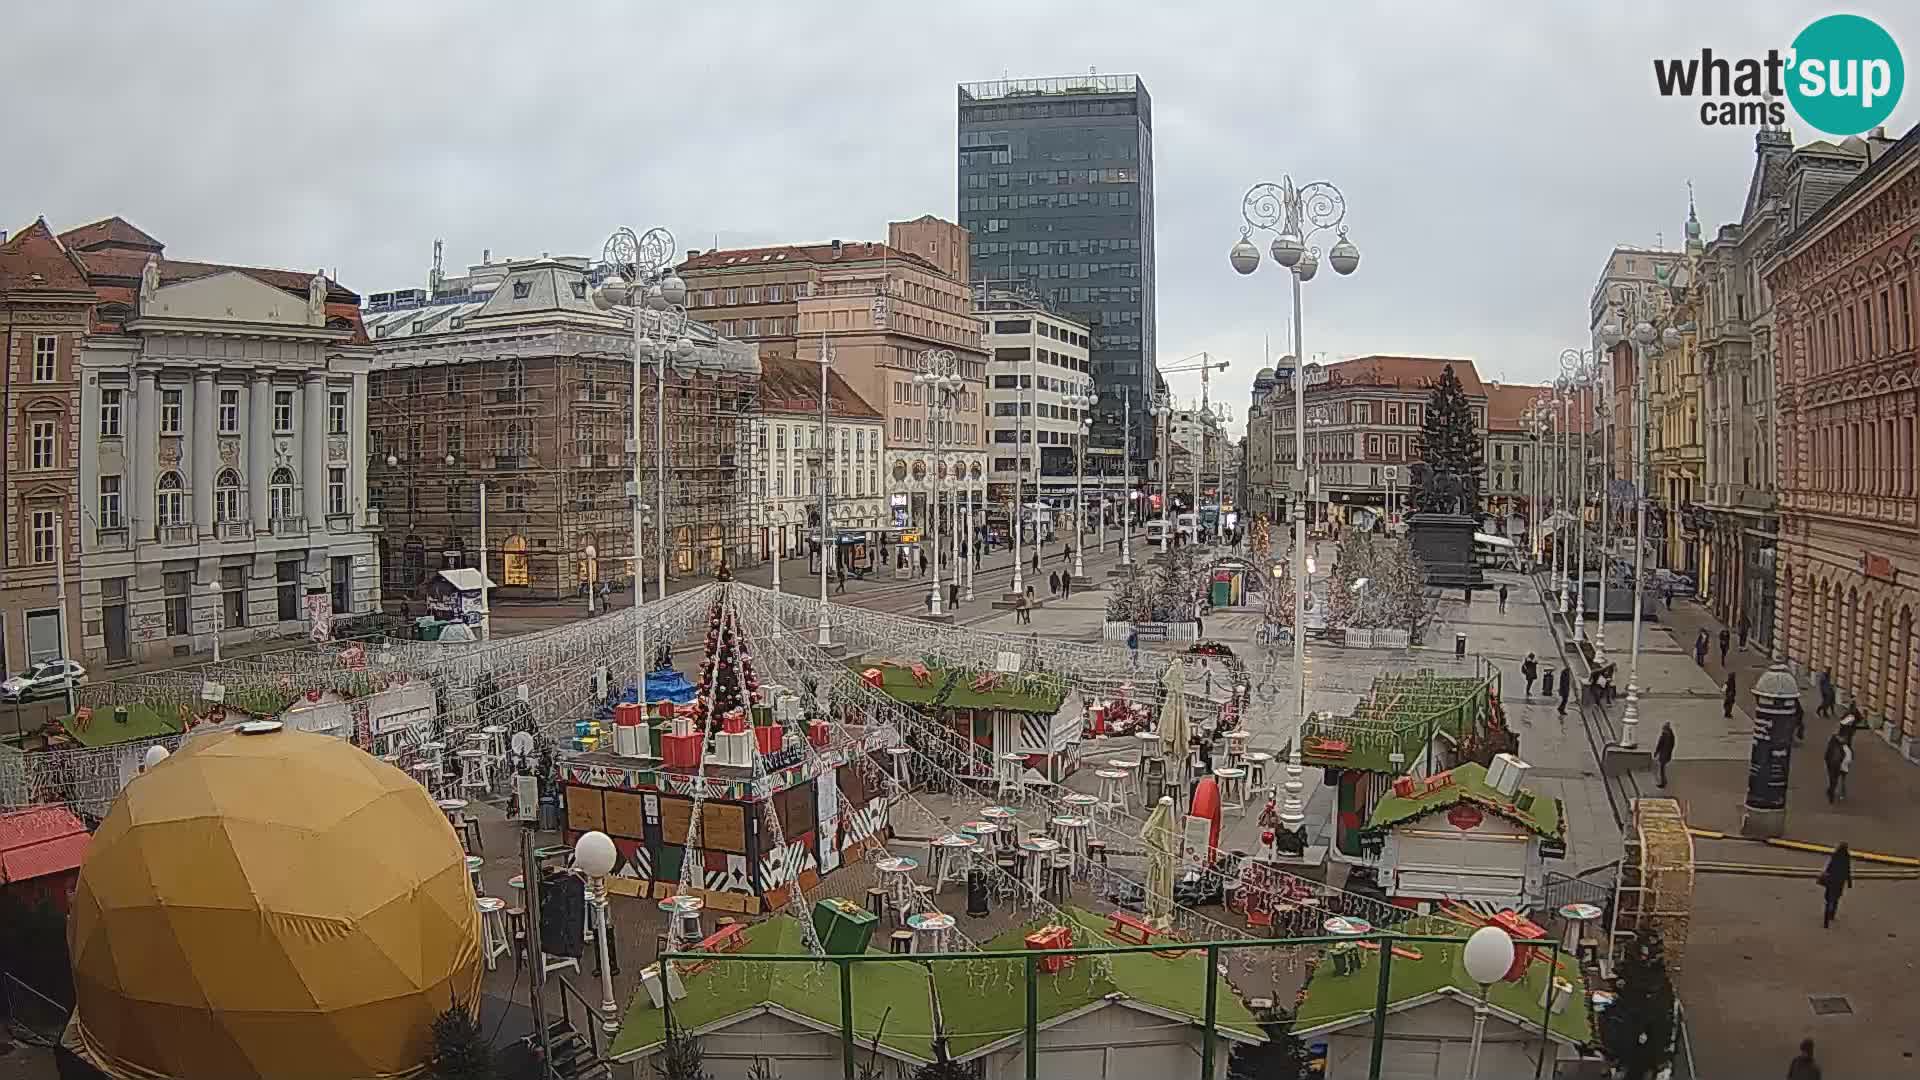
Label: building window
xmin=160 ymin=389 xmax=183 ymax=434
xmin=221 ymin=565 xmax=247 ymax=628
xmin=745 ymin=286 xmax=761 ymax=303
xmin=723 ymin=288 xmax=739 ymax=305
xmin=328 ymin=391 xmax=348 ymax=434
xmin=29 ymin=509 xmax=56 ymax=565
xmin=766 ymin=285 xmax=782 ymax=303
xmin=156 ymin=472 xmax=186 ymax=527
xmin=328 ymin=467 xmax=348 ymax=516
xmin=219 ymin=388 xmax=239 ymax=433
xmin=100 ymin=388 xmax=122 ymax=436
xmin=331 ymin=556 xmax=352 ymax=615
xmin=276 ymin=560 xmax=302 ymax=622
xmin=448 ymin=424 xmax=464 ymax=454
xmin=29 ymin=419 xmax=56 ymax=469
xmin=512 ymin=280 xmax=532 ymax=299
xmin=162 ymin=570 xmax=191 ymax=636
xmin=215 ymin=469 xmax=242 ymax=522
xmin=99 ymin=475 xmax=123 ymax=529
xmin=32 ymin=335 xmax=57 ymax=382
xmin=270 ymin=467 xmax=297 ymax=520
xmin=274 ymin=390 xmax=294 ymax=432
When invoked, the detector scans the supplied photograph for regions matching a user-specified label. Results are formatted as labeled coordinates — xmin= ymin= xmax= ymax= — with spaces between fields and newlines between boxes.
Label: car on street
xmin=1 ymin=659 xmax=87 ymax=702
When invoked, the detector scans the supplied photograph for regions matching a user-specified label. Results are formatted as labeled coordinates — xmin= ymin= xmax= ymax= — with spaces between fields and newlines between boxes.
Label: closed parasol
xmin=1158 ymin=660 xmax=1189 ymax=784
xmin=1140 ymin=794 xmax=1178 ymax=930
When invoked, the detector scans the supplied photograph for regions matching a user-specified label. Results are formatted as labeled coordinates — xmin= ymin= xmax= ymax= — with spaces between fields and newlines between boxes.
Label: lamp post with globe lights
xmin=1555 ymin=375 xmax=1574 ymax=614
xmin=584 ymin=544 xmax=598 ymax=615
xmin=1067 ymin=387 xmax=1096 ymax=581
xmin=592 ymin=225 xmax=691 ymax=684
xmin=915 ymin=349 xmax=963 ymax=618
xmin=1617 ymin=305 xmax=1668 ymax=752
xmin=1562 ymin=343 xmax=1611 ymax=648
xmin=571 ymin=830 xmax=622 ymax=1034
xmin=1230 ymin=175 xmax=1360 ymax=827
xmin=1462 ymin=925 xmax=1518 ymax=1080
xmin=1590 ymin=325 xmax=1624 ymax=665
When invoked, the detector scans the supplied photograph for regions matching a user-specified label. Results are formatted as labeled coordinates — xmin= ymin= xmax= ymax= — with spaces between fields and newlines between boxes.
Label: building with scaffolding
xmin=361 ymin=249 xmax=760 ymax=601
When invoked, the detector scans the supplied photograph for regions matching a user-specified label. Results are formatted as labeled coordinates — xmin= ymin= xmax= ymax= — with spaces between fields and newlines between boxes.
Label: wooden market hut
xmin=858 ymin=662 xmax=1079 ymax=782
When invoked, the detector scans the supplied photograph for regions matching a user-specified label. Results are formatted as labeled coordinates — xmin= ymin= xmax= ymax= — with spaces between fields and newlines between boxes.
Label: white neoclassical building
xmin=63 ymin=218 xmax=378 ymax=665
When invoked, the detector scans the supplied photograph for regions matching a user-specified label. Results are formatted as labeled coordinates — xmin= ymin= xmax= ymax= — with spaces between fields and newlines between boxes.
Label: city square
xmin=3 ymin=6 xmax=1919 ymax=1080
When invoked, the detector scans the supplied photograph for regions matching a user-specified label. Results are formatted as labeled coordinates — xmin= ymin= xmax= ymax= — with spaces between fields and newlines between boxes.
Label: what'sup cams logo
xmin=1655 ymin=14 xmax=1903 ymax=135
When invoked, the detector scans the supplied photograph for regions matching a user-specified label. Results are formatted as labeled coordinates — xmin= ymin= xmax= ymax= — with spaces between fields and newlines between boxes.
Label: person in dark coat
xmin=1718 ymin=626 xmax=1731 ymax=665
xmin=1817 ymin=670 xmax=1836 ymax=718
xmin=1819 ymin=844 xmax=1852 ymax=928
xmin=1556 ymin=667 xmax=1571 ymax=717
xmin=1792 ymin=696 xmax=1807 ymax=743
xmin=1723 ymin=672 xmax=1738 ymax=719
xmin=948 ymin=580 xmax=959 ymax=609
xmin=1654 ymin=721 xmax=1675 ymax=788
xmin=1061 ymin=574 xmax=1072 ymax=599
xmin=1737 ymin=616 xmax=1750 ymax=651
xmin=1788 ymin=1038 xmax=1822 ymax=1080
xmin=1521 ymin=653 xmax=1539 ymax=698
xmin=1823 ymin=728 xmax=1852 ymax=803
xmin=1497 ymin=584 xmax=1509 ymax=613
xmin=1694 ymin=629 xmax=1709 ymax=667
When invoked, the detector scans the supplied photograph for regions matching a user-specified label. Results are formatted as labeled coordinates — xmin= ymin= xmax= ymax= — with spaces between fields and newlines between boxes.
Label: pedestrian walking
xmin=1062 ymin=541 xmax=1071 ymax=564
xmin=1127 ymin=627 xmax=1138 ymax=667
xmin=1823 ymin=726 xmax=1853 ymax=802
xmin=1817 ymin=670 xmax=1836 ymax=718
xmin=1048 ymin=570 xmax=1060 ymax=597
xmin=1521 ymin=653 xmax=1539 ymax=698
xmin=1723 ymin=671 xmax=1738 ymax=719
xmin=1788 ymin=1038 xmax=1822 ymax=1080
xmin=1497 ymin=584 xmax=1508 ymax=613
xmin=1793 ymin=696 xmax=1806 ymax=743
xmin=924 ymin=589 xmax=934 ymax=614
xmin=918 ymin=550 xmax=928 ymax=578
xmin=1718 ymin=626 xmax=1731 ymax=666
xmin=947 ymin=581 xmax=959 ymax=609
xmin=1737 ymin=615 xmax=1750 ymax=651
xmin=1061 ymin=575 xmax=1072 ymax=599
xmin=1819 ymin=844 xmax=1852 ymax=928
xmin=1654 ymin=721 xmax=1675 ymax=788
xmin=1031 ymin=549 xmax=1040 ymax=575
xmin=1556 ymin=667 xmax=1571 ymax=717
xmin=1693 ymin=630 xmax=1709 ymax=667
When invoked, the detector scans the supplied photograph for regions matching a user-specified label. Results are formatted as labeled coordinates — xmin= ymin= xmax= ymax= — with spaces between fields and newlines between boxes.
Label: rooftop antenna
xmin=429 ymin=238 xmax=444 ymax=299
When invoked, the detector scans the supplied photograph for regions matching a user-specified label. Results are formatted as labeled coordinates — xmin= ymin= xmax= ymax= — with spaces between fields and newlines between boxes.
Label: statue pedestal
xmin=1739 ymin=804 xmax=1787 ymax=839
xmin=1407 ymin=513 xmax=1482 ymax=587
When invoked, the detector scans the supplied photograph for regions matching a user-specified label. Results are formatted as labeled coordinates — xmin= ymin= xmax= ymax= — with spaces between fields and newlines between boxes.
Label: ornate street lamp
xmin=914 ymin=349 xmax=963 ymax=617
xmin=1231 ymin=175 xmax=1360 ymax=827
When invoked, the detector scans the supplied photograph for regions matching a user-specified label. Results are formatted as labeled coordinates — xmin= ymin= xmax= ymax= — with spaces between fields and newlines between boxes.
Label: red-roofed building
xmin=0 ymin=804 xmax=89 ymax=912
xmin=755 ymin=357 xmax=886 ymax=559
xmin=1254 ymin=355 xmax=1490 ymax=531
xmin=47 ymin=217 xmax=380 ymax=664
xmin=1 ymin=220 xmax=93 ymax=675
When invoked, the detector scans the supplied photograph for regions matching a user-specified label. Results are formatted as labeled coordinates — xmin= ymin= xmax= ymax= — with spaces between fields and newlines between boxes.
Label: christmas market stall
xmin=857 ymin=661 xmax=1078 ymax=783
xmin=1360 ymin=757 xmax=1566 ymax=912
xmin=557 ymin=596 xmax=893 ymax=914
xmin=1298 ymin=670 xmax=1511 ymax=858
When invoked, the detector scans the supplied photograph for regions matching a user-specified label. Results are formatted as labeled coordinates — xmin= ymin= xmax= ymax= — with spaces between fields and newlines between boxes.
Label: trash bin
xmin=1455 ymin=633 xmax=1467 ymax=658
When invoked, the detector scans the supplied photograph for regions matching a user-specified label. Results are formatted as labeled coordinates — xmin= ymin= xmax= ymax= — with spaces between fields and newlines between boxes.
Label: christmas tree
xmin=692 ymin=600 xmax=759 ymax=727
xmin=1598 ymin=931 xmax=1677 ymax=1080
xmin=1321 ymin=533 xmax=1430 ymax=636
xmin=1411 ymin=363 xmax=1485 ymax=516
xmin=1264 ymin=550 xmax=1297 ymax=630
xmin=1227 ymin=1007 xmax=1312 ymax=1079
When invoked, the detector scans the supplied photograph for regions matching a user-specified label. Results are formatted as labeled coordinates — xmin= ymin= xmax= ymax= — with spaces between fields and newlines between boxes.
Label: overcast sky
xmin=7 ymin=1 xmax=1914 ymax=435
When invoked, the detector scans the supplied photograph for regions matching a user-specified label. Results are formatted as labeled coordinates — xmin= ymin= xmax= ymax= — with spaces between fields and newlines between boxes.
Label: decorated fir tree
xmin=693 ymin=602 xmax=759 ymax=726
xmin=428 ymin=1005 xmax=495 ymax=1080
xmin=1227 ymin=1007 xmax=1313 ymax=1080
xmin=1264 ymin=549 xmax=1297 ymax=630
xmin=1410 ymin=363 xmax=1485 ymax=516
xmin=1599 ymin=931 xmax=1677 ymax=1080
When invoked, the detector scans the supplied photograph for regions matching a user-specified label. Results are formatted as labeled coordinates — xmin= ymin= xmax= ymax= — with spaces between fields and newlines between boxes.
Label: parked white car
xmin=1 ymin=659 xmax=87 ymax=702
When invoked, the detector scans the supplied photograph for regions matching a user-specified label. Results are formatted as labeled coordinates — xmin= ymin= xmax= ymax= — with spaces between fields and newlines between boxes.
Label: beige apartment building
xmin=682 ymin=218 xmax=989 ymax=533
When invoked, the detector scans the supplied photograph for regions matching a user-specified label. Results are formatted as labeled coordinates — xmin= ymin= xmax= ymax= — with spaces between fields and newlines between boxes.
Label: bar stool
xmin=465 ymin=854 xmax=483 ymax=895
xmin=1094 ymin=769 xmax=1128 ymax=822
xmin=506 ymin=905 xmax=527 ymax=967
xmin=907 ymin=911 xmax=955 ymax=954
xmin=928 ymin=833 xmax=976 ymax=893
xmin=420 ymin=740 xmax=446 ymax=774
xmin=1062 ymin=792 xmax=1099 ymax=818
xmin=1047 ymin=852 xmax=1073 ymax=900
xmin=1214 ymin=766 xmax=1248 ymax=812
xmin=1087 ymin=839 xmax=1108 ymax=867
xmin=1105 ymin=759 xmax=1141 ymax=806
xmin=1244 ymin=751 xmax=1273 ymax=794
xmin=411 ymin=761 xmax=440 ymax=791
xmin=958 ymin=821 xmax=999 ymax=867
xmin=659 ymin=895 xmax=705 ymax=951
xmin=996 ymin=753 xmax=1028 ymax=803
xmin=476 ymin=896 xmax=510 ymax=971
xmin=1157 ymin=776 xmax=1184 ymax=817
xmin=458 ymin=748 xmax=491 ymax=791
xmin=482 ymin=724 xmax=510 ymax=761
xmin=887 ymin=746 xmax=914 ymax=789
xmin=865 ymin=887 xmax=889 ymax=921
xmin=1142 ymin=755 xmax=1168 ymax=796
xmin=889 ymin=929 xmax=915 ymax=955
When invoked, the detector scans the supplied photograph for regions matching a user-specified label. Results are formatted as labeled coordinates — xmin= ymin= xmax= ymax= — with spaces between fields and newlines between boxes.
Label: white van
xmin=1145 ymin=519 xmax=1171 ymax=548
xmin=1175 ymin=513 xmax=1200 ymax=543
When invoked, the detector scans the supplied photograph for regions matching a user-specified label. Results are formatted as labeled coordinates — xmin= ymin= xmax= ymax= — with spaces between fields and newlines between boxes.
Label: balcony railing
xmin=159 ymin=524 xmax=197 ymax=546
xmin=271 ymin=516 xmax=307 ymax=537
xmin=94 ymin=526 xmax=129 ymax=551
xmin=216 ymin=521 xmax=253 ymax=541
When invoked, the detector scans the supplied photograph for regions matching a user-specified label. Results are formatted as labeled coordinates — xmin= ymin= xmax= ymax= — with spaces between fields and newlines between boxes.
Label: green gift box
xmin=811 ymin=896 xmax=877 ymax=956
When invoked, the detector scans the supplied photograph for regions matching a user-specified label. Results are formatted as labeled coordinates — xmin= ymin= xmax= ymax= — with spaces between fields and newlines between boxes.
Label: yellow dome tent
xmin=65 ymin=723 xmax=482 ymax=1079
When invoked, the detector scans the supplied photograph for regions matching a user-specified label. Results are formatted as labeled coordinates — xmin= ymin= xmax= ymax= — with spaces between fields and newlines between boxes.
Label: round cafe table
xmin=958 ymin=821 xmax=999 ymax=866
xmin=928 ymin=834 xmax=976 ymax=891
xmin=1017 ymin=836 xmax=1060 ymax=900
xmin=875 ymin=856 xmax=920 ymax=919
xmin=660 ymin=894 xmax=705 ymax=946
xmin=980 ymin=805 xmax=1019 ymax=849
xmin=905 ymin=911 xmax=956 ymax=953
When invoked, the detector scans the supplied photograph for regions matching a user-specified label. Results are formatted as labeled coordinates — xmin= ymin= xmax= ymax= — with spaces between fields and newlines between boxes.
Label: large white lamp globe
xmin=573 ymin=829 xmax=618 ymax=878
xmin=1463 ymin=925 xmax=1516 ymax=985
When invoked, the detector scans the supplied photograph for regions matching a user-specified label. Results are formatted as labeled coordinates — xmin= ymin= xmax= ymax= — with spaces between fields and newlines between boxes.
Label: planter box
xmin=1104 ymin=621 xmax=1199 ymax=643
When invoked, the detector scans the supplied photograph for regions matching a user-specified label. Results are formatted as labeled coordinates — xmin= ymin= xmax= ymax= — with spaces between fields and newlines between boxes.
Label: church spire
xmin=1684 ymin=181 xmax=1704 ymax=256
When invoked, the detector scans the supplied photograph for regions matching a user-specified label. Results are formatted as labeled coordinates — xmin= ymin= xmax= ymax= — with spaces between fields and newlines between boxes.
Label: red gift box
xmin=661 ymin=732 xmax=702 ymax=769
xmin=657 ymin=700 xmax=676 ymax=719
xmin=754 ymin=725 xmax=783 ymax=756
xmin=861 ymin=668 xmax=884 ymax=689
xmin=721 ymin=710 xmax=748 ymax=735
xmin=807 ymin=719 xmax=830 ymax=748
xmin=614 ymin=703 xmax=642 ymax=729
xmin=1024 ymin=925 xmax=1074 ymax=974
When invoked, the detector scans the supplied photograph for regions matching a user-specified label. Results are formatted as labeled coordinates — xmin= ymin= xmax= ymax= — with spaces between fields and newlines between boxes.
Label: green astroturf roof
xmin=1364 ymin=762 xmax=1563 ymax=842
xmin=59 ymin=703 xmax=180 ymax=747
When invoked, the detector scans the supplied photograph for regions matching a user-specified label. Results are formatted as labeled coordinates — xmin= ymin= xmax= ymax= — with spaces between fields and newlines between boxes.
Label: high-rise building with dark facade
xmin=957 ymin=74 xmax=1155 ymax=464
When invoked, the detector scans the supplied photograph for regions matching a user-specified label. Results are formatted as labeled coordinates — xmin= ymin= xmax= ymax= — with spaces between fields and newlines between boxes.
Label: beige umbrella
xmin=1140 ymin=795 xmax=1178 ymax=930
xmin=1158 ymin=660 xmax=1190 ymax=786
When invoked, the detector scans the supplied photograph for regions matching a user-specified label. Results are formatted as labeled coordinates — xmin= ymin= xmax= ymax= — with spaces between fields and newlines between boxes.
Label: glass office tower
xmin=957 ymin=74 xmax=1155 ymax=466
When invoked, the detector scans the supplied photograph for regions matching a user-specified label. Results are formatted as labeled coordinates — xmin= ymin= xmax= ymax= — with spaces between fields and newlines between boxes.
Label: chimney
xmin=831 ymin=239 xmax=843 ymax=258
xmin=686 ymin=249 xmax=701 ymax=259
xmin=482 ymin=248 xmax=491 ymax=264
